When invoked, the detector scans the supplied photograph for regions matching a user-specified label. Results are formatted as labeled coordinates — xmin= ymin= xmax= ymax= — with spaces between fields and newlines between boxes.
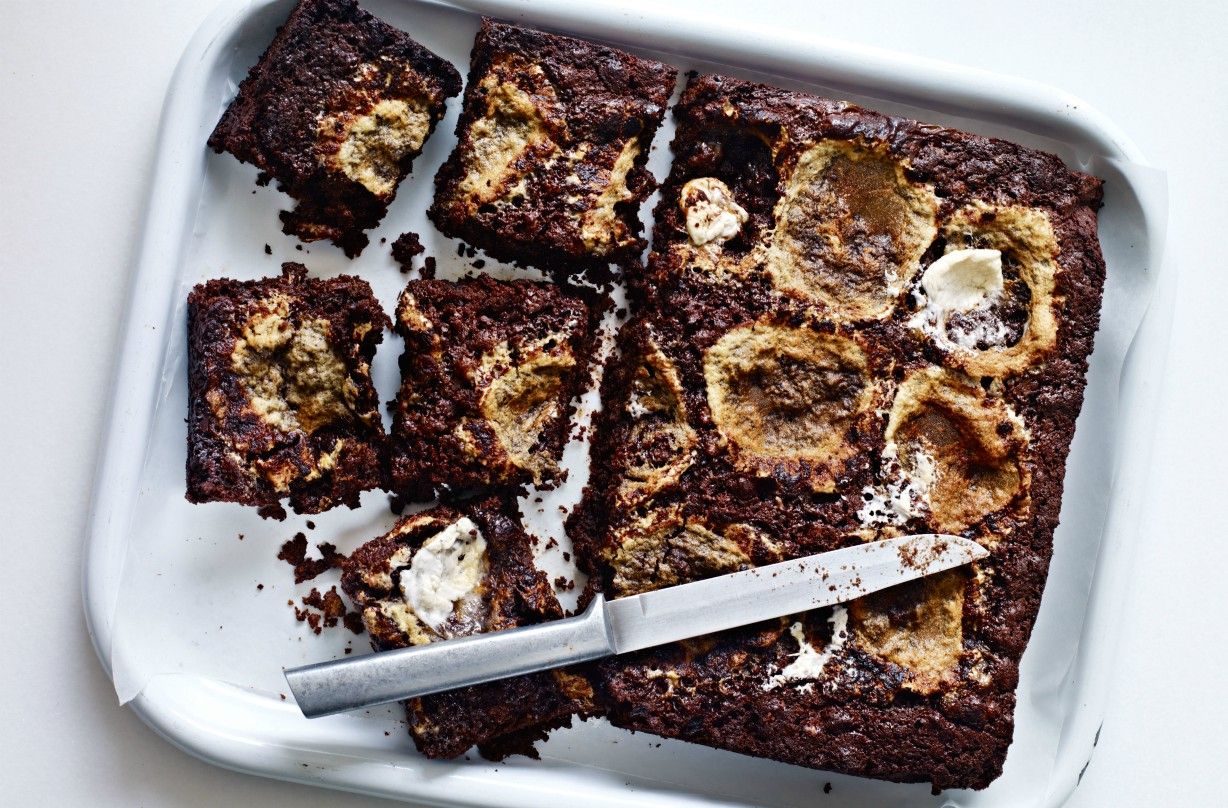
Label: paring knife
xmin=285 ymin=533 xmax=986 ymax=719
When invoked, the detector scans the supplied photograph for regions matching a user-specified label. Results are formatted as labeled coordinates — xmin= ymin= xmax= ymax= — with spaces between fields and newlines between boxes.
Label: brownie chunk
xmin=429 ymin=19 xmax=676 ymax=276
xmin=341 ymin=496 xmax=596 ymax=758
xmin=568 ymin=74 xmax=1107 ymax=792
xmin=186 ymin=263 xmax=389 ymax=514
xmin=208 ymin=0 xmax=461 ymax=256
xmin=389 ymin=274 xmax=595 ymax=500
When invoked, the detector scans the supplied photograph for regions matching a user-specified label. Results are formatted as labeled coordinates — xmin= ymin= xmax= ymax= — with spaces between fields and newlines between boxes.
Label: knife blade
xmin=285 ymin=533 xmax=986 ymax=719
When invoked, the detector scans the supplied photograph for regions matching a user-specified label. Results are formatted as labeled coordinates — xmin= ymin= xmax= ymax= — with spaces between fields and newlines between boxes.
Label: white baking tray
xmin=82 ymin=0 xmax=1170 ymax=805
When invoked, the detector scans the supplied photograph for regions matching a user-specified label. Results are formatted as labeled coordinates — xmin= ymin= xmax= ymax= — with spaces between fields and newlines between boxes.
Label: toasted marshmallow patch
xmin=680 ymin=177 xmax=748 ymax=246
xmin=849 ymin=568 xmax=966 ymax=695
xmin=921 ymin=249 xmax=1004 ymax=312
xmin=401 ymin=517 xmax=488 ymax=632
xmin=885 ymin=367 xmax=1029 ymax=533
xmin=764 ymin=140 xmax=938 ymax=321
xmin=328 ymin=98 xmax=431 ymax=197
xmin=704 ymin=323 xmax=874 ymax=491
xmin=456 ymin=61 xmax=560 ymax=207
xmin=911 ymin=203 xmax=1061 ymax=375
xmin=616 ymin=331 xmax=697 ymax=506
xmin=474 ymin=335 xmax=577 ymax=484
xmin=763 ymin=607 xmax=849 ymax=691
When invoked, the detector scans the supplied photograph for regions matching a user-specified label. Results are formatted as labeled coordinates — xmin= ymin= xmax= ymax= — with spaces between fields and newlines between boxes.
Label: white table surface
xmin=2 ymin=0 xmax=1225 ymax=805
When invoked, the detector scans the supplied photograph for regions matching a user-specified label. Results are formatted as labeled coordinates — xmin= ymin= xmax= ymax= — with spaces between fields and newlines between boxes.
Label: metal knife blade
xmin=603 ymin=533 xmax=986 ymax=653
xmin=285 ymin=534 xmax=986 ymax=718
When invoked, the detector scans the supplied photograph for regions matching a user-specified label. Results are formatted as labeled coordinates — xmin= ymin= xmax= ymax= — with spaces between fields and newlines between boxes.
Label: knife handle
xmin=285 ymin=594 xmax=615 ymax=718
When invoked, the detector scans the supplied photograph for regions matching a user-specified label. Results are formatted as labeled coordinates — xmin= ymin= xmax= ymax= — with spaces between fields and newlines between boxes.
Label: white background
xmin=1 ymin=0 xmax=1225 ymax=805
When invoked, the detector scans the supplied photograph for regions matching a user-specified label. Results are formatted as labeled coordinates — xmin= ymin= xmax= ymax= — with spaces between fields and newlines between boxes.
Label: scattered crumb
xmin=472 ymin=259 xmax=486 ymax=269
xmin=344 ymin=647 xmax=353 ymax=655
xmin=295 ymin=244 xmax=303 ymax=251
xmin=280 ymin=693 xmax=286 ymax=700
xmin=293 ymin=586 xmax=357 ymax=635
xmin=422 ymin=256 xmax=437 ymax=279
xmin=237 ymin=533 xmax=244 ymax=541
xmin=824 ymin=783 xmax=833 ymax=794
xmin=391 ymin=231 xmax=424 ymax=272
xmin=277 ymin=534 xmax=345 ymax=583
xmin=256 ymin=171 xmax=271 ymax=186
xmin=389 ymin=494 xmax=407 ymax=515
xmin=544 ymin=537 xmax=559 ymax=551
xmin=263 ymin=244 xmax=272 ymax=255
xmin=258 ymin=503 xmax=288 ymax=521
xmin=553 ymin=575 xmax=575 ymax=592
xmin=562 ymin=551 xmax=571 ymax=562
xmin=305 ymin=520 xmax=315 ymax=530
xmin=256 ymin=583 xmax=264 ymax=591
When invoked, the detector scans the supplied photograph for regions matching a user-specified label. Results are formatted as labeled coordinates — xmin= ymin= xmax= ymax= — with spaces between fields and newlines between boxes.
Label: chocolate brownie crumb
xmin=391 ymin=231 xmax=425 ymax=272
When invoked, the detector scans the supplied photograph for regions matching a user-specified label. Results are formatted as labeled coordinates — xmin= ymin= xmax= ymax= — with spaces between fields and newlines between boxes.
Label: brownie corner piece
xmin=429 ymin=18 xmax=677 ymax=274
xmin=389 ymin=274 xmax=595 ymax=500
xmin=340 ymin=495 xmax=596 ymax=757
xmin=207 ymin=0 xmax=462 ymax=256
xmin=186 ymin=262 xmax=389 ymax=515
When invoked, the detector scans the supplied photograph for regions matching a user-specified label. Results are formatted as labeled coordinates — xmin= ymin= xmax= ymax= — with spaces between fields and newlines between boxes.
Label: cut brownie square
xmin=341 ymin=495 xmax=596 ymax=758
xmin=429 ymin=19 xmax=676 ymax=276
xmin=388 ymin=274 xmax=595 ymax=500
xmin=186 ymin=262 xmax=389 ymax=515
xmin=208 ymin=0 xmax=461 ymax=256
xmin=569 ymin=74 xmax=1107 ymax=792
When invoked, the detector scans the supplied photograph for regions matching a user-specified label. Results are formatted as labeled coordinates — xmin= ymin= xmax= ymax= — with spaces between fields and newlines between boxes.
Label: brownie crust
xmin=209 ymin=0 xmax=461 ymax=256
xmin=340 ymin=495 xmax=595 ymax=758
xmin=388 ymin=273 xmax=596 ymax=500
xmin=186 ymin=262 xmax=389 ymax=514
xmin=429 ymin=19 xmax=676 ymax=276
xmin=569 ymin=74 xmax=1107 ymax=791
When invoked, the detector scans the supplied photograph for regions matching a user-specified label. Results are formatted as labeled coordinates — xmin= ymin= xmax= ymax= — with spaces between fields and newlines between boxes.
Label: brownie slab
xmin=341 ymin=496 xmax=595 ymax=758
xmin=208 ymin=0 xmax=461 ymax=256
xmin=429 ymin=19 xmax=676 ymax=276
xmin=186 ymin=262 xmax=389 ymax=514
xmin=389 ymin=274 xmax=595 ymax=500
xmin=569 ymin=74 xmax=1107 ymax=791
